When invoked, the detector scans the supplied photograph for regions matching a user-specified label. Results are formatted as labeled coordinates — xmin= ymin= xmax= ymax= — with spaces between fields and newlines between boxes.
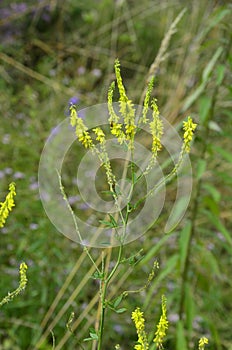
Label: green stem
xmin=97 ymin=279 xmax=107 ymax=350
xmin=97 ymin=243 xmax=123 ymax=350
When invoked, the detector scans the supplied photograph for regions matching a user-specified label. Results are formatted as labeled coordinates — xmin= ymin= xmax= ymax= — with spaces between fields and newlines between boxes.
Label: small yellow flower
xmin=77 ymin=132 xmax=92 ymax=148
xmin=69 ymin=103 xmax=78 ymax=126
xmin=108 ymin=81 xmax=126 ymax=144
xmin=122 ymin=100 xmax=136 ymax=142
xmin=111 ymin=123 xmax=126 ymax=144
xmin=131 ymin=307 xmax=149 ymax=350
xmin=183 ymin=116 xmax=197 ymax=153
xmin=114 ymin=59 xmax=128 ymax=103
xmin=19 ymin=262 xmax=28 ymax=290
xmin=0 ymin=182 xmax=16 ymax=228
xmin=114 ymin=60 xmax=136 ymax=145
xmin=108 ymin=81 xmax=120 ymax=124
xmin=149 ymin=98 xmax=163 ymax=157
xmin=153 ymin=295 xmax=169 ymax=348
xmin=141 ymin=77 xmax=155 ymax=125
xmin=69 ymin=104 xmax=93 ymax=149
xmin=93 ymin=127 xmax=106 ymax=144
xmin=0 ymin=262 xmax=28 ymax=307
xmin=199 ymin=337 xmax=209 ymax=350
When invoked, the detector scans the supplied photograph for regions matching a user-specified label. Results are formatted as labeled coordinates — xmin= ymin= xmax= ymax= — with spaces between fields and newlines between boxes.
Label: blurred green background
xmin=0 ymin=0 xmax=232 ymax=349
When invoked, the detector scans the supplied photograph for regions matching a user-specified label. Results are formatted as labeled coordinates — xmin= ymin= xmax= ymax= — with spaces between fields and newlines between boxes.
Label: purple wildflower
xmin=91 ymin=68 xmax=102 ymax=78
xmin=69 ymin=96 xmax=79 ymax=106
xmin=65 ymin=96 xmax=81 ymax=117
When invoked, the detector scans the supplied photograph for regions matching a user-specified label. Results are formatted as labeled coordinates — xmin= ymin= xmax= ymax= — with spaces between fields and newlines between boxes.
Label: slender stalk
xmin=97 ymin=243 xmax=123 ymax=350
xmin=97 ymin=279 xmax=107 ymax=350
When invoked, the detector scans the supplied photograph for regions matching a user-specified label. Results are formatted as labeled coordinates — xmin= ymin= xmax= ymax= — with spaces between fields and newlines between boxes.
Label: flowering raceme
xmin=69 ymin=103 xmax=93 ymax=149
xmin=131 ymin=307 xmax=149 ymax=350
xmin=153 ymin=295 xmax=169 ymax=348
xmin=0 ymin=182 xmax=16 ymax=228
xmin=183 ymin=116 xmax=197 ymax=153
xmin=199 ymin=337 xmax=209 ymax=350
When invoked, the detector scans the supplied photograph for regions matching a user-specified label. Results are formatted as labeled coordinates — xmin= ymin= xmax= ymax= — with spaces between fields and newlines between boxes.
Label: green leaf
xmin=205 ymin=211 xmax=232 ymax=249
xmin=182 ymin=84 xmax=205 ymax=112
xmin=115 ymin=184 xmax=122 ymax=196
xmin=213 ymin=145 xmax=232 ymax=163
xmin=140 ymin=235 xmax=170 ymax=265
xmin=99 ymin=215 xmax=118 ymax=228
xmin=121 ymin=249 xmax=144 ymax=266
xmin=208 ymin=121 xmax=222 ymax=133
xmin=182 ymin=47 xmax=223 ymax=112
xmin=90 ymin=333 xmax=98 ymax=340
xmin=203 ymin=195 xmax=219 ymax=216
xmin=99 ymin=219 xmax=114 ymax=228
xmin=196 ymin=159 xmax=207 ymax=180
xmin=179 ymin=222 xmax=191 ymax=274
xmin=202 ymin=183 xmax=221 ymax=202
xmin=115 ymin=308 xmax=127 ymax=314
xmin=197 ymin=7 xmax=231 ymax=41
xmin=199 ymin=95 xmax=212 ymax=124
xmin=165 ymin=196 xmax=191 ymax=233
xmin=185 ymin=283 xmax=195 ymax=334
xmin=101 ymin=190 xmax=115 ymax=196
xmin=84 ymin=327 xmax=99 ymax=341
xmin=207 ymin=8 xmax=231 ymax=36
xmin=113 ymin=294 xmax=123 ymax=308
xmin=89 ymin=328 xmax=98 ymax=340
xmin=91 ymin=271 xmax=105 ymax=280
xmin=200 ymin=247 xmax=221 ymax=277
xmin=109 ymin=214 xmax=118 ymax=228
xmin=202 ymin=47 xmax=223 ymax=82
xmin=176 ymin=320 xmax=188 ymax=350
xmin=216 ymin=64 xmax=225 ymax=86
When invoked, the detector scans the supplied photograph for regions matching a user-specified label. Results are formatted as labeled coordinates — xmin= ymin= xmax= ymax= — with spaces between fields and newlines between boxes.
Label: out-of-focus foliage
xmin=0 ymin=0 xmax=231 ymax=349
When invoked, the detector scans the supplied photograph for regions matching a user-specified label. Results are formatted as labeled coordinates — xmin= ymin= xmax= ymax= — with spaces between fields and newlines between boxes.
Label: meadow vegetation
xmin=0 ymin=1 xmax=232 ymax=349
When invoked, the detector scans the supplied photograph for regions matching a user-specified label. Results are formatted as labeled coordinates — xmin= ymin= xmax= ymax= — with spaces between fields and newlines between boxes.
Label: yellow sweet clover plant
xmin=183 ymin=116 xmax=197 ymax=153
xmin=199 ymin=337 xmax=209 ymax=350
xmin=153 ymin=295 xmax=169 ymax=348
xmin=0 ymin=183 xmax=28 ymax=307
xmin=0 ymin=262 xmax=28 ymax=307
xmin=130 ymin=296 xmax=208 ymax=350
xmin=65 ymin=59 xmax=198 ymax=350
xmin=131 ymin=307 xmax=149 ymax=350
xmin=0 ymin=182 xmax=16 ymax=228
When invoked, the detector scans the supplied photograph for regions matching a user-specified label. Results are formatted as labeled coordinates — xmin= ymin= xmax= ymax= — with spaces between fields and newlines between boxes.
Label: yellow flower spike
xmin=69 ymin=105 xmax=93 ymax=149
xmin=108 ymin=81 xmax=120 ymax=124
xmin=141 ymin=77 xmax=155 ymax=125
xmin=78 ymin=132 xmax=93 ymax=149
xmin=149 ymin=98 xmax=164 ymax=157
xmin=122 ymin=99 xmax=136 ymax=141
xmin=199 ymin=337 xmax=209 ymax=350
xmin=131 ymin=307 xmax=149 ymax=350
xmin=69 ymin=103 xmax=78 ymax=127
xmin=108 ymin=81 xmax=126 ymax=144
xmin=0 ymin=182 xmax=16 ymax=228
xmin=183 ymin=116 xmax=197 ymax=153
xmin=153 ymin=295 xmax=169 ymax=348
xmin=111 ymin=123 xmax=124 ymax=140
xmin=19 ymin=262 xmax=28 ymax=290
xmin=93 ymin=127 xmax=105 ymax=144
xmin=114 ymin=59 xmax=128 ymax=103
xmin=0 ymin=262 xmax=28 ymax=307
xmin=114 ymin=59 xmax=136 ymax=144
